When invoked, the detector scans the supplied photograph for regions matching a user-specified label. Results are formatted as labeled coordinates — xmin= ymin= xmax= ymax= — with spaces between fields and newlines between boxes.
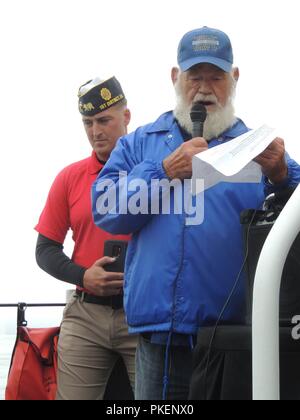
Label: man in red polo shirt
xmin=35 ymin=77 xmax=137 ymax=400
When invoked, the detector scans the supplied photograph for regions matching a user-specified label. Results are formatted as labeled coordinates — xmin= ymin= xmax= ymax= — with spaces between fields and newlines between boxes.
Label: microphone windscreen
xmin=190 ymin=102 xmax=207 ymax=123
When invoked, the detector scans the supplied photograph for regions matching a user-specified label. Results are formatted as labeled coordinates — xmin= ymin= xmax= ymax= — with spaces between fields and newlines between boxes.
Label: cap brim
xmin=179 ymin=56 xmax=232 ymax=73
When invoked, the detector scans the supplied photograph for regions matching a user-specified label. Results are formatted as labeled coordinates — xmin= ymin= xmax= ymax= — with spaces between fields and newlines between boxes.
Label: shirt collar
xmin=88 ymin=151 xmax=105 ymax=175
xmin=222 ymin=118 xmax=250 ymax=139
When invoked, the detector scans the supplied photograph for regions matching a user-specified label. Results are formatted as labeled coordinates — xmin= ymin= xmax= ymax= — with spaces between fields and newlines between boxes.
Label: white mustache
xmin=192 ymin=94 xmax=219 ymax=107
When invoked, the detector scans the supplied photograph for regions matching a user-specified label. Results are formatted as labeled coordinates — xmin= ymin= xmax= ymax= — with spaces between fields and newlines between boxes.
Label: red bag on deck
xmin=5 ymin=326 xmax=60 ymax=400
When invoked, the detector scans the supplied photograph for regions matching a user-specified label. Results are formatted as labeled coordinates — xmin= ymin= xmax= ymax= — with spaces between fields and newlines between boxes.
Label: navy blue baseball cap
xmin=177 ymin=27 xmax=233 ymax=72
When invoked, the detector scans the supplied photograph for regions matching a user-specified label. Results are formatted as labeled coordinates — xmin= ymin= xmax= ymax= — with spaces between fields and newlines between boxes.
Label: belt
xmin=76 ymin=290 xmax=123 ymax=310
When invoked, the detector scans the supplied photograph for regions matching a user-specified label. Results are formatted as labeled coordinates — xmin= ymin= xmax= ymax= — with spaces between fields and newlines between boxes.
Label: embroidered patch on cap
xmin=100 ymin=88 xmax=112 ymax=102
xmin=192 ymin=35 xmax=220 ymax=52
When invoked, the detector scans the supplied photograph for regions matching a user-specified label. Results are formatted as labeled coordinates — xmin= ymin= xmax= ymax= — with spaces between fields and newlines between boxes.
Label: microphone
xmin=190 ymin=102 xmax=207 ymax=138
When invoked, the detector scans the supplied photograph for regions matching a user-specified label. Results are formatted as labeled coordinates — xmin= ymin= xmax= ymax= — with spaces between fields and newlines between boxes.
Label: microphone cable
xmin=203 ymin=209 xmax=258 ymax=400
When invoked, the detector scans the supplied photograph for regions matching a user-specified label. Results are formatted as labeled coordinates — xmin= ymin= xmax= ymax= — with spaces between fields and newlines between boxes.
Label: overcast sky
xmin=1 ymin=0 xmax=299 ymax=304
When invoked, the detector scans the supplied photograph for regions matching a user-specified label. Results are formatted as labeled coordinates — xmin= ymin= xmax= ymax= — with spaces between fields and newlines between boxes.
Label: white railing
xmin=252 ymin=184 xmax=300 ymax=400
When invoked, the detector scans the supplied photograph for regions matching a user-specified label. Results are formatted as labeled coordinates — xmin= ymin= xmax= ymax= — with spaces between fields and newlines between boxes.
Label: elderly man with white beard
xmin=92 ymin=27 xmax=300 ymax=400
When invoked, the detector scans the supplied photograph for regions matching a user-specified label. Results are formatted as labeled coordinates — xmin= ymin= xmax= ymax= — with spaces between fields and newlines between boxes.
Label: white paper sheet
xmin=192 ymin=125 xmax=277 ymax=194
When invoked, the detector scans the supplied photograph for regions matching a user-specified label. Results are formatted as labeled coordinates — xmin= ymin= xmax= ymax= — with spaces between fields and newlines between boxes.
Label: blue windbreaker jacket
xmin=92 ymin=111 xmax=300 ymax=335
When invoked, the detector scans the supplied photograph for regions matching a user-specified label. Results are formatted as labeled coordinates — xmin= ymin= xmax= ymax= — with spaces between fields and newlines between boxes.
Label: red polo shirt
xmin=35 ymin=151 xmax=130 ymax=269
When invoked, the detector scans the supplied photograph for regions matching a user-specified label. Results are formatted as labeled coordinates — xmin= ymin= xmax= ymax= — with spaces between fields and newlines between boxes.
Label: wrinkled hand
xmin=83 ymin=257 xmax=124 ymax=296
xmin=254 ymin=137 xmax=288 ymax=184
xmin=163 ymin=138 xmax=208 ymax=180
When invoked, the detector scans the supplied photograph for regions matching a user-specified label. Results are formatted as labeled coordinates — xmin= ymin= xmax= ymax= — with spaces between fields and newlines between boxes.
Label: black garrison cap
xmin=78 ymin=76 xmax=126 ymax=116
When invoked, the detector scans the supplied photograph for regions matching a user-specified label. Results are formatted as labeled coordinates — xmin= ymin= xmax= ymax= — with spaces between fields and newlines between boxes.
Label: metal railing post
xmin=252 ymin=184 xmax=300 ymax=400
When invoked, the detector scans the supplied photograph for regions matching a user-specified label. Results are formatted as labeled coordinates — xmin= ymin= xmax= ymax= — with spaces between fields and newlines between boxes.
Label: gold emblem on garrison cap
xmin=100 ymin=88 xmax=112 ymax=102
xmin=78 ymin=76 xmax=126 ymax=116
xmin=81 ymin=103 xmax=95 ymax=113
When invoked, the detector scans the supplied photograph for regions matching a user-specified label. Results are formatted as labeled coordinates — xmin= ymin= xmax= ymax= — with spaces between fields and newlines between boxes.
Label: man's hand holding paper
xmin=254 ymin=137 xmax=288 ymax=184
xmin=163 ymin=137 xmax=208 ymax=180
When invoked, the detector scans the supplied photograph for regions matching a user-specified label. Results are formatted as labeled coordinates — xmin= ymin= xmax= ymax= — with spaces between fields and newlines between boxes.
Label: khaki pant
xmin=56 ymin=293 xmax=137 ymax=400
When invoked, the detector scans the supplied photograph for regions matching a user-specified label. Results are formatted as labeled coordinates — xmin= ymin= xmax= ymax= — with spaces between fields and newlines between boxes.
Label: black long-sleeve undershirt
xmin=35 ymin=234 xmax=86 ymax=288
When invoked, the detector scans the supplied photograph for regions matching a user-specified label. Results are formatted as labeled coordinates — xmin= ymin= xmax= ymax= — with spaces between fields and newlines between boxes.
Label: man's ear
xmin=232 ymin=67 xmax=240 ymax=82
xmin=171 ymin=67 xmax=179 ymax=85
xmin=124 ymin=108 xmax=131 ymax=127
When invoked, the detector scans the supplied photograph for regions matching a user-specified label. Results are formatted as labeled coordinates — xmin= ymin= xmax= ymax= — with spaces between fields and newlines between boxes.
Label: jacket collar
xmin=145 ymin=111 xmax=175 ymax=134
xmin=144 ymin=111 xmax=183 ymax=153
xmin=144 ymin=111 xmax=249 ymax=152
xmin=145 ymin=111 xmax=249 ymax=137
xmin=221 ymin=118 xmax=249 ymax=139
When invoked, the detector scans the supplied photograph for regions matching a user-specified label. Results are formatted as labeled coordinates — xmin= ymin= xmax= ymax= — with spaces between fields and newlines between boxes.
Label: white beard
xmin=173 ymin=83 xmax=237 ymax=141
